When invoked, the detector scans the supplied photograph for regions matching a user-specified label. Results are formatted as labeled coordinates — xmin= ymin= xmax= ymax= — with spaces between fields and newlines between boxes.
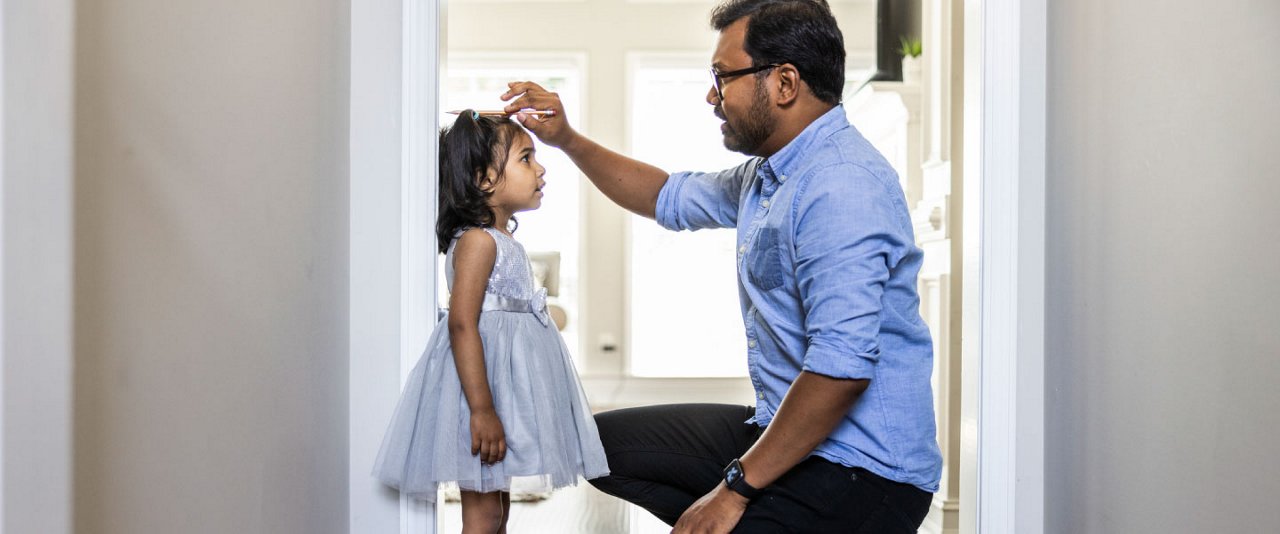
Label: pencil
xmin=447 ymin=109 xmax=557 ymax=117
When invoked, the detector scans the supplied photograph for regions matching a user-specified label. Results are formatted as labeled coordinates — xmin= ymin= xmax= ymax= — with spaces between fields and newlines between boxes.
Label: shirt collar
xmin=758 ymin=104 xmax=848 ymax=185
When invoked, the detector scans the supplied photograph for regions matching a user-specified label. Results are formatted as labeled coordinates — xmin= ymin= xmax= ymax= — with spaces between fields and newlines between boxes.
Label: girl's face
xmin=484 ymin=131 xmax=546 ymax=214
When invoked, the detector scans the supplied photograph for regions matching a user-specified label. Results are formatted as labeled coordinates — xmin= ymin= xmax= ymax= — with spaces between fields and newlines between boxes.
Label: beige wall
xmin=73 ymin=1 xmax=350 ymax=532
xmin=1045 ymin=0 xmax=1280 ymax=531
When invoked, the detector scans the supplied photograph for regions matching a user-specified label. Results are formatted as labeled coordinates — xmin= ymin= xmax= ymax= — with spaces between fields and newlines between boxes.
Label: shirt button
xmin=779 ymin=174 xmax=788 ymax=182
xmin=757 ymin=392 xmax=765 ymax=400
xmin=748 ymin=339 xmax=757 ymax=348
xmin=739 ymin=244 xmax=747 ymax=253
xmin=761 ymin=199 xmax=770 ymax=208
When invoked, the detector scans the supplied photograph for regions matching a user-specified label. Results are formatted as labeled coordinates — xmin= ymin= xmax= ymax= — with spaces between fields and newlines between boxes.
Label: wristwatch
xmin=722 ymin=458 xmax=762 ymax=500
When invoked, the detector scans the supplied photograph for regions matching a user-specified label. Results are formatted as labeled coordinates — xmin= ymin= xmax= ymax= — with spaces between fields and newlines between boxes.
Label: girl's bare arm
xmin=447 ymin=229 xmax=507 ymax=464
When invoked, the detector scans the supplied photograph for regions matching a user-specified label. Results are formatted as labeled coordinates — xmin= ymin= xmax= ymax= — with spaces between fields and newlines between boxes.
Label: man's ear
xmin=775 ymin=64 xmax=801 ymax=106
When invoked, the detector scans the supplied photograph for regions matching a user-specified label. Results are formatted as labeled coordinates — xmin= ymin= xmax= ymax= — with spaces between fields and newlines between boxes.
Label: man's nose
xmin=706 ymin=84 xmax=720 ymax=106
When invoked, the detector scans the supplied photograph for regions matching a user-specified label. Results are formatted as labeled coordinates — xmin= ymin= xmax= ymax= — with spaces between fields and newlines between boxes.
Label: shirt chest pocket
xmin=747 ymin=226 xmax=786 ymax=291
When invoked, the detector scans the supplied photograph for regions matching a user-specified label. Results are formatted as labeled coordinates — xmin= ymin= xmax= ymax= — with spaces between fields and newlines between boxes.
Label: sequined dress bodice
xmin=445 ymin=227 xmax=541 ymax=307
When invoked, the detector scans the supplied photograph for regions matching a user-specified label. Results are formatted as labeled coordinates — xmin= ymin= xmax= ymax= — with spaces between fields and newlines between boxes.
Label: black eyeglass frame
xmin=710 ymin=63 xmax=784 ymax=101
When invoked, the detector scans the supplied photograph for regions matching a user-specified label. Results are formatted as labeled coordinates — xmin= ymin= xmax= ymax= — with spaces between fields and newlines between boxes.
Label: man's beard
xmin=718 ymin=78 xmax=775 ymax=155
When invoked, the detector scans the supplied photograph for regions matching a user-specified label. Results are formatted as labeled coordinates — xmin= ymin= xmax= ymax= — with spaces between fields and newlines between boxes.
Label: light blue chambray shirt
xmin=654 ymin=105 xmax=942 ymax=492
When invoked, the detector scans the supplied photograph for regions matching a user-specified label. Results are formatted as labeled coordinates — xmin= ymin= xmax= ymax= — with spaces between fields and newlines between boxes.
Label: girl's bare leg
xmin=497 ymin=491 xmax=511 ymax=534
xmin=459 ymin=490 xmax=505 ymax=534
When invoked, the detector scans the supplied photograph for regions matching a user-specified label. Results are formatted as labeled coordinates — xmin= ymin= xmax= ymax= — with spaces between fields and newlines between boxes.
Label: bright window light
xmin=628 ymin=57 xmax=749 ymax=378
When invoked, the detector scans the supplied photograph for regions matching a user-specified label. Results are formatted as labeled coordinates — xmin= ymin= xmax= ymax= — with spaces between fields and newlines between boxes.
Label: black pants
xmin=587 ymin=404 xmax=933 ymax=533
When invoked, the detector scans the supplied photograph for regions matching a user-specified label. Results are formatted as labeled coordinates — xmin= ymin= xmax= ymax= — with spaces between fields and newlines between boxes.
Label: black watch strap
xmin=723 ymin=458 xmax=762 ymax=500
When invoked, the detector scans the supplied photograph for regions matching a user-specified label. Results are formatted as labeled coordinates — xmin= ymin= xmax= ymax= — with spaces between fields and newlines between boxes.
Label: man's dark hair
xmin=711 ymin=0 xmax=846 ymax=105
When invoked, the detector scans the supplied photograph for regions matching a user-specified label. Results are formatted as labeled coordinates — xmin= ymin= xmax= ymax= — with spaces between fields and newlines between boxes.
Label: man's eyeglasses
xmin=710 ymin=63 xmax=783 ymax=102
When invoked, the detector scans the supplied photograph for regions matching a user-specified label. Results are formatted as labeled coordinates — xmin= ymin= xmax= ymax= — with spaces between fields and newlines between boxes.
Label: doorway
xmin=347 ymin=0 xmax=1048 ymax=531
xmin=439 ymin=1 xmax=963 ymax=531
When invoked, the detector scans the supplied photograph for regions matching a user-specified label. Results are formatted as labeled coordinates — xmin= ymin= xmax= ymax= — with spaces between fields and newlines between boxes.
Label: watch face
xmin=725 ymin=461 xmax=743 ymax=484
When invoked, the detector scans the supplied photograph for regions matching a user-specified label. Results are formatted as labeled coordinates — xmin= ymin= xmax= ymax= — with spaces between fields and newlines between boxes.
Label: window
xmin=440 ymin=54 xmax=585 ymax=363
xmin=627 ymin=54 xmax=749 ymax=377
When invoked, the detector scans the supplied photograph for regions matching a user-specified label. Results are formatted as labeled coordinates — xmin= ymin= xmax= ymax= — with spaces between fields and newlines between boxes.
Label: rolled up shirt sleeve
xmin=794 ymin=164 xmax=913 ymax=380
xmin=655 ymin=159 xmax=755 ymax=232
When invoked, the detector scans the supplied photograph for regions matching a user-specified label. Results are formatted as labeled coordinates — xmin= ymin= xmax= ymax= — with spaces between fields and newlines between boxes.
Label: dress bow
xmin=531 ymin=287 xmax=550 ymax=327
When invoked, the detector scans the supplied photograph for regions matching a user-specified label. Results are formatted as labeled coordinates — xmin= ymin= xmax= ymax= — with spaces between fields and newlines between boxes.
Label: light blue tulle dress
xmin=373 ymin=227 xmax=609 ymax=502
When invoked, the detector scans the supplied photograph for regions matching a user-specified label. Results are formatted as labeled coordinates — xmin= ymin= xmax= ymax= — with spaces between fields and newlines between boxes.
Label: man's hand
xmin=501 ymin=81 xmax=575 ymax=148
xmin=672 ymin=483 xmax=749 ymax=534
xmin=469 ymin=408 xmax=507 ymax=465
xmin=501 ymin=80 xmax=670 ymax=218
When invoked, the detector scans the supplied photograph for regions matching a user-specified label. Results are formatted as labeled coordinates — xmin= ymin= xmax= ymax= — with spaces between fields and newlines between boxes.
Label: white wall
xmin=74 ymin=1 xmax=351 ymax=532
xmin=1046 ymin=1 xmax=1280 ymax=531
xmin=2 ymin=1 xmax=75 ymax=533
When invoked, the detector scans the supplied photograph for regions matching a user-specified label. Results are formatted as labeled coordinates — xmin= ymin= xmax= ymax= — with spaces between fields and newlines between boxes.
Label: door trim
xmin=349 ymin=0 xmax=440 ymax=531
xmin=0 ymin=1 xmax=76 ymax=532
xmin=960 ymin=0 xmax=1046 ymax=532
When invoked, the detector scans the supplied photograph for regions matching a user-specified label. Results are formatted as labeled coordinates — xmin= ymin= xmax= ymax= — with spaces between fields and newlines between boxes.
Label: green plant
xmin=898 ymin=36 xmax=922 ymax=58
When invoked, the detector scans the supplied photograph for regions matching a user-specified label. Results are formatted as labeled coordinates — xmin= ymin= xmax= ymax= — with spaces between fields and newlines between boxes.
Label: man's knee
xmin=592 ymin=406 xmax=647 ymax=453
xmin=593 ymin=406 xmax=639 ymax=434
xmin=586 ymin=472 xmax=621 ymax=495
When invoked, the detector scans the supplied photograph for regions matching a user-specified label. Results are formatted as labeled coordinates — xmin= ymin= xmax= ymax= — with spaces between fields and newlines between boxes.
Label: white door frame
xmin=960 ymin=0 xmax=1046 ymax=532
xmin=349 ymin=0 xmax=441 ymax=532
xmin=350 ymin=0 xmax=1050 ymax=532
xmin=0 ymin=1 xmax=76 ymax=533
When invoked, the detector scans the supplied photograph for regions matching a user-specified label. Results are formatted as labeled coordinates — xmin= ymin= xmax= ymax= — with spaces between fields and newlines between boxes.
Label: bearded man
xmin=501 ymin=1 xmax=941 ymax=531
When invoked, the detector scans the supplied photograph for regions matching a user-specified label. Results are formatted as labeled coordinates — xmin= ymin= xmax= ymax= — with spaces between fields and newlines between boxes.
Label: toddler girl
xmin=373 ymin=111 xmax=608 ymax=533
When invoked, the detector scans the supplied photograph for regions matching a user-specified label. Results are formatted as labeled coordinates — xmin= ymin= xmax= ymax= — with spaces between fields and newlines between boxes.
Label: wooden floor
xmin=438 ymin=483 xmax=671 ymax=533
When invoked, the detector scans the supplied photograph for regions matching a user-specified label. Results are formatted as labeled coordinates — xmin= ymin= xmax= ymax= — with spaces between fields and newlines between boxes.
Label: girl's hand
xmin=501 ymin=81 xmax=574 ymax=148
xmin=470 ymin=408 xmax=507 ymax=464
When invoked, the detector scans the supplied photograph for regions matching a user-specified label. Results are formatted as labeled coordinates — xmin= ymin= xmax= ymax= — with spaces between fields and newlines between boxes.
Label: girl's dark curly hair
xmin=436 ymin=111 xmax=526 ymax=253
